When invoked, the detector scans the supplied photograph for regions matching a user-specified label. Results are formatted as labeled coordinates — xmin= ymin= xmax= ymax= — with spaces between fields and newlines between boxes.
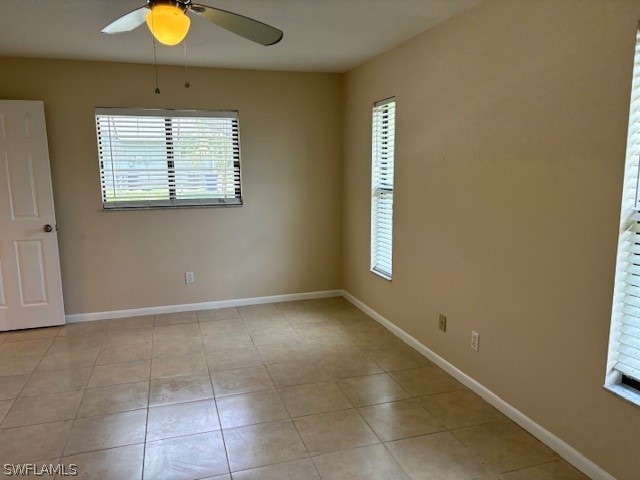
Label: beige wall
xmin=343 ymin=1 xmax=640 ymax=478
xmin=0 ymin=58 xmax=343 ymax=314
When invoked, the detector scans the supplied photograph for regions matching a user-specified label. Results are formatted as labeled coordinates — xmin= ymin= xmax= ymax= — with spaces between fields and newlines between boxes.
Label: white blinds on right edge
xmin=371 ymin=98 xmax=396 ymax=279
xmin=608 ymin=28 xmax=640 ymax=384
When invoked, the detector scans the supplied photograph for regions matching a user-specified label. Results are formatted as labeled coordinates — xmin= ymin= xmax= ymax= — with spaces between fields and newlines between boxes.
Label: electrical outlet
xmin=439 ymin=314 xmax=447 ymax=332
xmin=471 ymin=331 xmax=480 ymax=352
xmin=185 ymin=271 xmax=195 ymax=285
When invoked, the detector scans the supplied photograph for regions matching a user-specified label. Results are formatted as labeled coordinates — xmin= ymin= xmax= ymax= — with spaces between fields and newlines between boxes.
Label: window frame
xmin=370 ymin=97 xmax=396 ymax=281
xmin=95 ymin=107 xmax=243 ymax=210
xmin=606 ymin=26 xmax=640 ymax=406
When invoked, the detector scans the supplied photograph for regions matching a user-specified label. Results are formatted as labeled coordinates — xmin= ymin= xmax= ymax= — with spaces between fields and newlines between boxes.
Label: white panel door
xmin=0 ymin=100 xmax=64 ymax=331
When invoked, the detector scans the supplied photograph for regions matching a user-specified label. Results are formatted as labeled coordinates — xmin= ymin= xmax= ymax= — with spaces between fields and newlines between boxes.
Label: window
xmin=95 ymin=108 xmax=242 ymax=209
xmin=607 ymin=28 xmax=640 ymax=404
xmin=371 ymin=98 xmax=396 ymax=280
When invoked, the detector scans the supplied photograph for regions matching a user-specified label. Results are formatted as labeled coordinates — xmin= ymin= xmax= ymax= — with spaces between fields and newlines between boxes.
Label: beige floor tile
xmin=308 ymin=343 xmax=363 ymax=358
xmin=293 ymin=409 xmax=379 ymax=455
xmin=217 ymin=389 xmax=289 ymax=428
xmin=108 ymin=315 xmax=154 ymax=331
xmin=1 ymin=390 xmax=83 ymax=428
xmin=256 ymin=342 xmax=315 ymax=365
xmin=154 ymin=311 xmax=198 ymax=326
xmin=58 ymin=322 xmax=107 ymax=337
xmin=146 ymin=399 xmax=220 ymax=441
xmin=0 ymin=355 xmax=42 ymax=376
xmin=88 ymin=360 xmax=151 ymax=388
xmin=336 ymin=374 xmax=410 ymax=407
xmin=358 ymin=399 xmax=444 ymax=441
xmin=47 ymin=334 xmax=105 ymax=354
xmin=349 ymin=332 xmax=406 ymax=351
xmin=282 ymin=311 xmax=330 ymax=326
xmin=197 ymin=307 xmax=240 ymax=321
xmin=102 ymin=328 xmax=153 ymax=347
xmin=0 ymin=399 xmax=13 ymax=422
xmin=313 ymin=444 xmax=411 ymax=480
xmin=224 ymin=419 xmax=308 ymax=472
xmin=153 ymin=322 xmax=201 ymax=339
xmin=295 ymin=323 xmax=347 ymax=340
xmin=337 ymin=318 xmax=387 ymax=335
xmin=77 ymin=381 xmax=149 ymax=417
xmin=144 ymin=431 xmax=229 ymax=480
xmin=237 ymin=304 xmax=282 ymax=319
xmin=63 ymin=444 xmax=144 ymax=480
xmin=250 ymin=326 xmax=301 ymax=346
xmin=389 ymin=365 xmax=464 ymax=396
xmin=267 ymin=359 xmax=330 ymax=387
xmin=452 ymin=420 xmax=558 ymax=473
xmin=206 ymin=346 xmax=263 ymax=372
xmin=367 ymin=348 xmax=432 ymax=372
xmin=317 ymin=301 xmax=357 ymax=314
xmin=418 ymin=389 xmax=505 ymax=429
xmin=304 ymin=333 xmax=363 ymax=354
xmin=202 ymin=332 xmax=254 ymax=353
xmin=232 ymin=458 xmax=320 ymax=480
xmin=22 ymin=368 xmax=91 ymax=397
xmin=0 ymin=375 xmax=29 ymax=399
xmin=5 ymin=327 xmax=60 ymax=343
xmin=317 ymin=352 xmax=383 ymax=379
xmin=151 ymin=354 xmax=208 ymax=379
xmin=386 ymin=431 xmax=495 ymax=480
xmin=499 ymin=459 xmax=590 ymax=480
xmin=153 ymin=335 xmax=204 ymax=358
xmin=199 ymin=318 xmax=246 ymax=336
xmin=211 ymin=366 xmax=274 ymax=397
xmin=276 ymin=299 xmax=319 ymax=312
xmin=0 ymin=420 xmax=73 ymax=463
xmin=280 ymin=381 xmax=352 ymax=417
xmin=202 ymin=476 xmax=232 ymax=480
xmin=96 ymin=342 xmax=152 ymax=366
xmin=37 ymin=348 xmax=99 ymax=372
xmin=242 ymin=316 xmax=289 ymax=333
xmin=0 ymin=338 xmax=53 ymax=358
xmin=64 ymin=409 xmax=147 ymax=455
xmin=325 ymin=308 xmax=371 ymax=322
xmin=149 ymin=373 xmax=214 ymax=407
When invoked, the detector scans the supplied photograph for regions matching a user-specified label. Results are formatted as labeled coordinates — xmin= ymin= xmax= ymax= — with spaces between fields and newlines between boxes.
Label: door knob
xmin=43 ymin=224 xmax=54 ymax=233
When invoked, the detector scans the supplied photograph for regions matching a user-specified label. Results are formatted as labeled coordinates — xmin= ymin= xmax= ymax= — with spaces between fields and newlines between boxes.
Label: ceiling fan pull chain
xmin=152 ymin=34 xmax=161 ymax=94
xmin=183 ymin=39 xmax=191 ymax=89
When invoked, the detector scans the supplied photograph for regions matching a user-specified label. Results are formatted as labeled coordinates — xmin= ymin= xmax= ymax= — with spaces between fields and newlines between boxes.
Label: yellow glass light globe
xmin=146 ymin=4 xmax=191 ymax=46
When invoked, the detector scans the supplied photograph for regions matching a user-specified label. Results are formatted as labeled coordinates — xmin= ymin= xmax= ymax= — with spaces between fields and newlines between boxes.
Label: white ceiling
xmin=0 ymin=0 xmax=481 ymax=73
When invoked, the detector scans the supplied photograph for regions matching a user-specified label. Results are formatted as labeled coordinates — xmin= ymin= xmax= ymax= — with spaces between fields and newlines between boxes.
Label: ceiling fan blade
xmin=190 ymin=4 xmax=283 ymax=46
xmin=101 ymin=6 xmax=149 ymax=34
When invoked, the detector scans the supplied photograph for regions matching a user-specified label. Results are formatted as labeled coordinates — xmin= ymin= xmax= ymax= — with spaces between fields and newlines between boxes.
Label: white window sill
xmin=370 ymin=268 xmax=392 ymax=281
xmin=604 ymin=383 xmax=640 ymax=407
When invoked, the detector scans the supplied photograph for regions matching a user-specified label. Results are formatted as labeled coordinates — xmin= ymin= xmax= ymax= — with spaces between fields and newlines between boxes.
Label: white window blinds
xmin=371 ymin=98 xmax=396 ymax=280
xmin=608 ymin=28 xmax=640 ymax=391
xmin=95 ymin=108 xmax=242 ymax=209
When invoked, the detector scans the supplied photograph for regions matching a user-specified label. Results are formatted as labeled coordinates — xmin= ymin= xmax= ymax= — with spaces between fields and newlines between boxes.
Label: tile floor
xmin=0 ymin=297 xmax=589 ymax=479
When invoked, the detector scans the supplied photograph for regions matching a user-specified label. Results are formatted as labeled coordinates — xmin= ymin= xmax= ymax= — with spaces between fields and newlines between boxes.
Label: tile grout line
xmin=59 ymin=323 xmax=109 ymax=464
xmin=139 ymin=314 xmax=157 ymax=480
xmin=203 ymin=312 xmax=234 ymax=478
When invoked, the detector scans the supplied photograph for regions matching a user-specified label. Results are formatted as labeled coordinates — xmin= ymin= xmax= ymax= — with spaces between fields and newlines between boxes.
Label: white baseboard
xmin=65 ymin=290 xmax=342 ymax=324
xmin=342 ymin=290 xmax=615 ymax=480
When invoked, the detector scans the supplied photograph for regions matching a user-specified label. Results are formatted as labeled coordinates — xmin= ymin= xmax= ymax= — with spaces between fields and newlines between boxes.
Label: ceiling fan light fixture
xmin=145 ymin=4 xmax=190 ymax=46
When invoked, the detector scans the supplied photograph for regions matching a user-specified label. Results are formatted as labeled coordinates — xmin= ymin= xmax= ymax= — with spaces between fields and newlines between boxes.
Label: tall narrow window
xmin=607 ymin=27 xmax=640 ymax=404
xmin=371 ymin=98 xmax=396 ymax=280
xmin=95 ymin=108 xmax=242 ymax=209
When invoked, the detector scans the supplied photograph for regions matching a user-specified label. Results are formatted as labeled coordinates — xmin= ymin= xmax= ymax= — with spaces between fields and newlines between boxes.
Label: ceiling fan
xmin=102 ymin=0 xmax=283 ymax=47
